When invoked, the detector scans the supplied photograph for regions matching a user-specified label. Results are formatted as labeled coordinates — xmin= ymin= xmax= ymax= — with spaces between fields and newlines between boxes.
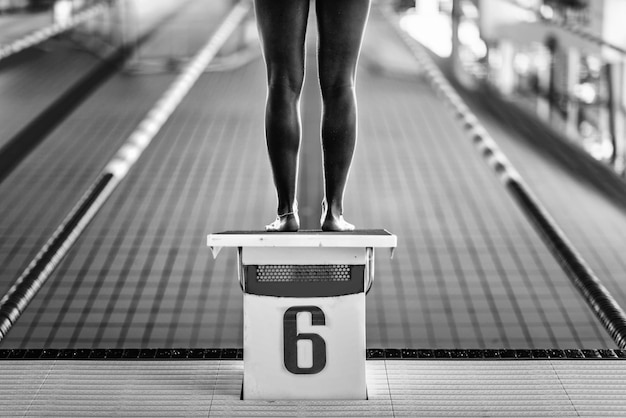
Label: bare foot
xmin=320 ymin=200 xmax=355 ymax=232
xmin=321 ymin=216 xmax=354 ymax=232
xmin=266 ymin=206 xmax=299 ymax=232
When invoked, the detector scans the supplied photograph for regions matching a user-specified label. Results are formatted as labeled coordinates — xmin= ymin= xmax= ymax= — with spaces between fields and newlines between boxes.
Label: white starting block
xmin=207 ymin=230 xmax=396 ymax=400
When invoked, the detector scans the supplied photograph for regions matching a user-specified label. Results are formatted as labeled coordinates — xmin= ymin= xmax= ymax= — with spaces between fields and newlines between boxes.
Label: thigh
xmin=254 ymin=0 xmax=310 ymax=87
xmin=316 ymin=0 xmax=371 ymax=88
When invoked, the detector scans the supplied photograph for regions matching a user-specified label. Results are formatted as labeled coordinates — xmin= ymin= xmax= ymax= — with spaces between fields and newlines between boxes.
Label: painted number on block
xmin=283 ymin=306 xmax=327 ymax=374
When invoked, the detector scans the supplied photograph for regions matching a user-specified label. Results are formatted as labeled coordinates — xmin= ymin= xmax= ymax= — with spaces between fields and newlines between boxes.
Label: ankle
xmin=278 ymin=200 xmax=298 ymax=216
xmin=325 ymin=200 xmax=343 ymax=217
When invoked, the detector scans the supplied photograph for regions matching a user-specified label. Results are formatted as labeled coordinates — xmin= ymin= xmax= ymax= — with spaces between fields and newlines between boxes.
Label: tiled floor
xmin=2 ymin=358 xmax=626 ymax=416
xmin=0 ymin=2 xmax=621 ymax=350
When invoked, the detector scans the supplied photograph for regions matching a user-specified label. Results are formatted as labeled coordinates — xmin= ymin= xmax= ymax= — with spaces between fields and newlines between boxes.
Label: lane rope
xmin=0 ymin=0 xmax=251 ymax=342
xmin=0 ymin=3 xmax=108 ymax=62
xmin=383 ymin=6 xmax=626 ymax=349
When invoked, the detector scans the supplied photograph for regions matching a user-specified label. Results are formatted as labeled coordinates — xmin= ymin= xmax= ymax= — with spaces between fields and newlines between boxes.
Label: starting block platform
xmin=1 ymin=349 xmax=626 ymax=416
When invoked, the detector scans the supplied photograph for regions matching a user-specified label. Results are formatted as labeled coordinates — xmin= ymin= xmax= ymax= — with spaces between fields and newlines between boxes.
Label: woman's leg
xmin=316 ymin=0 xmax=371 ymax=231
xmin=255 ymin=0 xmax=310 ymax=231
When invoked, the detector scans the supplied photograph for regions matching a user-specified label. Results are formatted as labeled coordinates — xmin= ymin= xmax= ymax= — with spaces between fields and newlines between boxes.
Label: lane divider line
xmin=0 ymin=3 xmax=108 ymax=62
xmin=0 ymin=0 xmax=251 ymax=342
xmin=382 ymin=6 xmax=626 ymax=349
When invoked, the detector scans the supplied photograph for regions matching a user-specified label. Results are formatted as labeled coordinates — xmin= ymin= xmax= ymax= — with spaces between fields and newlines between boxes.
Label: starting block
xmin=207 ymin=230 xmax=396 ymax=400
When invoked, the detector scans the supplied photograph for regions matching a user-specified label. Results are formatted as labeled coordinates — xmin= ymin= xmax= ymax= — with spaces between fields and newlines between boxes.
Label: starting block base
xmin=244 ymin=293 xmax=365 ymax=400
xmin=207 ymin=230 xmax=396 ymax=400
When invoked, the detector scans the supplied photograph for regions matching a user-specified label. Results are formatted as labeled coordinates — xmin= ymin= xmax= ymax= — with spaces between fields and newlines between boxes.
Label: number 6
xmin=283 ymin=306 xmax=327 ymax=374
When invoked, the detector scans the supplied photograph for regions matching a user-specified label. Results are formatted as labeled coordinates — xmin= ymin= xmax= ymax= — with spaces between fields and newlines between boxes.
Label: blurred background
xmin=1 ymin=0 xmax=626 ymax=353
xmin=4 ymin=0 xmax=625 ymax=173
xmin=397 ymin=0 xmax=626 ymax=173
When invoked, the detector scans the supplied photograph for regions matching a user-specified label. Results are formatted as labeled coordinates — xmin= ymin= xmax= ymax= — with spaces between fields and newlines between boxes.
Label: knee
xmin=319 ymin=77 xmax=354 ymax=102
xmin=267 ymin=69 xmax=305 ymax=98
